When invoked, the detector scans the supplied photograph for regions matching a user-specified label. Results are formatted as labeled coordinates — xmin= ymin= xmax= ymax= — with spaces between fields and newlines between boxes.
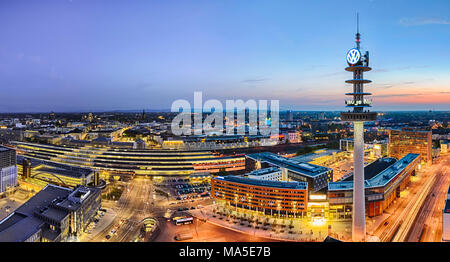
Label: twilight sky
xmin=0 ymin=0 xmax=449 ymax=112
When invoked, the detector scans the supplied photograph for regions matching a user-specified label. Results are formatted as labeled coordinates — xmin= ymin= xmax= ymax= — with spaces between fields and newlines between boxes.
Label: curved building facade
xmin=211 ymin=175 xmax=308 ymax=217
xmin=12 ymin=142 xmax=245 ymax=175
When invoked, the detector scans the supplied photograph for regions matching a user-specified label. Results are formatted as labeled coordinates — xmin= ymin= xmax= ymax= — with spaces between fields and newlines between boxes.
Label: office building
xmin=0 ymin=146 xmax=18 ymax=193
xmin=388 ymin=129 xmax=432 ymax=164
xmin=246 ymin=152 xmax=333 ymax=192
xmin=212 ymin=175 xmax=308 ymax=218
xmin=388 ymin=129 xmax=432 ymax=161
xmin=0 ymin=184 xmax=101 ymax=242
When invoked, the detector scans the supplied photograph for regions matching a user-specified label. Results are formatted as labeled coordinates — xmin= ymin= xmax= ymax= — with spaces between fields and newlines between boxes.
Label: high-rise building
xmin=388 ymin=129 xmax=432 ymax=164
xmin=0 ymin=146 xmax=18 ymax=193
xmin=340 ymin=15 xmax=377 ymax=242
xmin=286 ymin=110 xmax=294 ymax=121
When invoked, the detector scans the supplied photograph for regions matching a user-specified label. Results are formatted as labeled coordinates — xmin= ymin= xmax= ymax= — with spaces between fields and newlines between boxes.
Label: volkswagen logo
xmin=346 ymin=48 xmax=361 ymax=65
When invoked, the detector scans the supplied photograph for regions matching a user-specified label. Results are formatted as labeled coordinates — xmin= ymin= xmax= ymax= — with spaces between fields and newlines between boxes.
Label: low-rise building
xmin=17 ymin=156 xmax=97 ymax=188
xmin=0 ymin=184 xmax=101 ymax=242
xmin=328 ymin=153 xmax=420 ymax=219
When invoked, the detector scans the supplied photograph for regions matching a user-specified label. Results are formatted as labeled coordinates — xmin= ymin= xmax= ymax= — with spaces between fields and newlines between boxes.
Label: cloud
xmin=374 ymin=93 xmax=418 ymax=98
xmin=399 ymin=17 xmax=450 ymax=26
xmin=373 ymin=65 xmax=429 ymax=73
xmin=241 ymin=78 xmax=270 ymax=83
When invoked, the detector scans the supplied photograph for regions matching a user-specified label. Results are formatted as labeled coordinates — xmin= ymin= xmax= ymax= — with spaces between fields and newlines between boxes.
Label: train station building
xmin=328 ymin=153 xmax=420 ymax=219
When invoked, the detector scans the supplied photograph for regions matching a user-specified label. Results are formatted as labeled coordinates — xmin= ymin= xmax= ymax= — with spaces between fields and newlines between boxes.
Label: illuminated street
xmin=91 ymin=177 xmax=153 ymax=242
xmin=408 ymin=155 xmax=450 ymax=242
xmin=367 ymin=155 xmax=450 ymax=242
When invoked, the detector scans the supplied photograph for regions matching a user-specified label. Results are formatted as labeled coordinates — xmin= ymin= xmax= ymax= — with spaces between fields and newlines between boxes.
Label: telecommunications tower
xmin=340 ymin=14 xmax=377 ymax=242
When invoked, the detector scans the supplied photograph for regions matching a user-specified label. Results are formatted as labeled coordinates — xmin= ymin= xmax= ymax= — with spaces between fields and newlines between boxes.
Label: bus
xmin=173 ymin=216 xmax=193 ymax=226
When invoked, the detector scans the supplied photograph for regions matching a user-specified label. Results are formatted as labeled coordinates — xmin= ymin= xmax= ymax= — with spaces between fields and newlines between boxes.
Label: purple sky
xmin=0 ymin=0 xmax=449 ymax=112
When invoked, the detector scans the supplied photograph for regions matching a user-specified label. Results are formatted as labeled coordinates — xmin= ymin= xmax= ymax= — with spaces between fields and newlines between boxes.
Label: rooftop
xmin=215 ymin=175 xmax=307 ymax=190
xmin=291 ymin=149 xmax=340 ymax=163
xmin=247 ymin=167 xmax=281 ymax=176
xmin=328 ymin=153 xmax=420 ymax=191
xmin=0 ymin=184 xmax=71 ymax=242
xmin=246 ymin=152 xmax=331 ymax=178
xmin=342 ymin=157 xmax=397 ymax=182
xmin=0 ymin=184 xmax=100 ymax=242
xmin=0 ymin=146 xmax=14 ymax=152
xmin=17 ymin=155 xmax=93 ymax=178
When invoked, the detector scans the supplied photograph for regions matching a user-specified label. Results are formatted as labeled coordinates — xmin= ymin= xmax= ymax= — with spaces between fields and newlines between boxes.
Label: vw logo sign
xmin=346 ymin=48 xmax=361 ymax=65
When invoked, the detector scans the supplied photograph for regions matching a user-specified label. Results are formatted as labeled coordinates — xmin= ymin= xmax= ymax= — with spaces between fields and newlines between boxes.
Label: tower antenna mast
xmin=356 ymin=12 xmax=360 ymax=50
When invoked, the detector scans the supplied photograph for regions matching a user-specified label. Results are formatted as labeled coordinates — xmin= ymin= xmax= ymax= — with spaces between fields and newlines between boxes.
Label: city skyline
xmin=0 ymin=0 xmax=449 ymax=112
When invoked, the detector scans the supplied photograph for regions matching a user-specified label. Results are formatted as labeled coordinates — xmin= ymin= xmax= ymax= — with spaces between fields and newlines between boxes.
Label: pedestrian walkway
xmin=190 ymin=205 xmax=350 ymax=242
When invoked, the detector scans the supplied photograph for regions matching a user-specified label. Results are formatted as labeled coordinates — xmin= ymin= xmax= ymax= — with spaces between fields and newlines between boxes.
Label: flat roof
xmin=0 ymin=184 xmax=71 ymax=242
xmin=291 ymin=149 xmax=340 ymax=163
xmin=34 ymin=166 xmax=89 ymax=179
xmin=215 ymin=175 xmax=307 ymax=190
xmin=247 ymin=167 xmax=280 ymax=176
xmin=0 ymin=146 xmax=14 ymax=152
xmin=328 ymin=153 xmax=420 ymax=191
xmin=246 ymin=152 xmax=331 ymax=178
xmin=17 ymin=155 xmax=93 ymax=178
xmin=342 ymin=157 xmax=397 ymax=182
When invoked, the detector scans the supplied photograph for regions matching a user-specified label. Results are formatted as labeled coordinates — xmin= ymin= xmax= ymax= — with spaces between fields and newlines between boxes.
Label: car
xmin=384 ymin=221 xmax=389 ymax=226
xmin=105 ymin=235 xmax=111 ymax=239
xmin=190 ymin=206 xmax=195 ymax=210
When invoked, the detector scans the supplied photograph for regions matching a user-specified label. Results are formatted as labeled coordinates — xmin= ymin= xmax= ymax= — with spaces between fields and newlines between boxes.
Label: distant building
xmin=0 ymin=128 xmax=24 ymax=143
xmin=0 ymin=146 xmax=18 ymax=193
xmin=0 ymin=184 xmax=101 ymax=242
xmin=134 ymin=138 xmax=146 ymax=150
xmin=286 ymin=110 xmax=294 ymax=122
xmin=388 ymin=129 xmax=432 ymax=164
xmin=340 ymin=138 xmax=388 ymax=158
